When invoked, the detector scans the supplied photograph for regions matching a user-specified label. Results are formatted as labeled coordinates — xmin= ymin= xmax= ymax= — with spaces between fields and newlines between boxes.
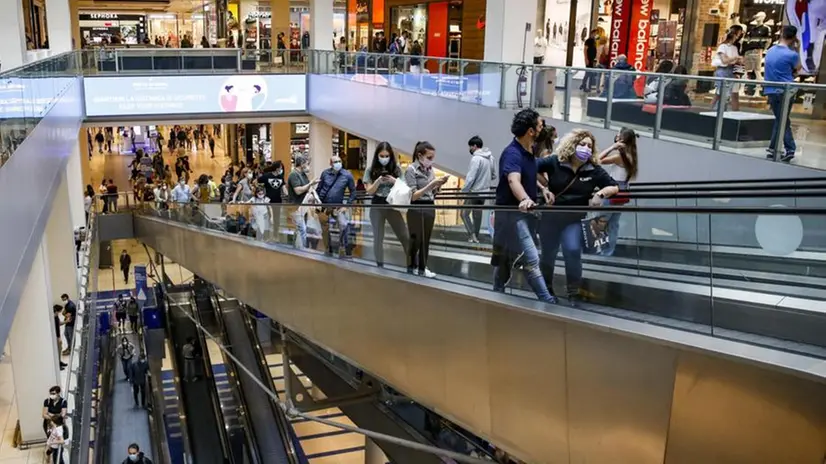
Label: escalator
xmin=210 ymin=291 xmax=297 ymax=464
xmin=135 ymin=208 xmax=826 ymax=464
xmin=164 ymin=289 xmax=231 ymax=464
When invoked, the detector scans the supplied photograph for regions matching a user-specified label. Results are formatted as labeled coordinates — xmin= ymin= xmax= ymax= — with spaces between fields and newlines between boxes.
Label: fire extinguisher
xmin=516 ymin=65 xmax=528 ymax=108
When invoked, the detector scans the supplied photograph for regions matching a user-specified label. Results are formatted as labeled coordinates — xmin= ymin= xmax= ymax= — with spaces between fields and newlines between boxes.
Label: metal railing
xmin=79 ymin=47 xmax=310 ymax=74
xmin=307 ymin=49 xmax=826 ymax=159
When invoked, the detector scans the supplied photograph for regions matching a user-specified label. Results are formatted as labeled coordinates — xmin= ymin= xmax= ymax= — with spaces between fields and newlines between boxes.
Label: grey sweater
xmin=462 ymin=148 xmax=496 ymax=192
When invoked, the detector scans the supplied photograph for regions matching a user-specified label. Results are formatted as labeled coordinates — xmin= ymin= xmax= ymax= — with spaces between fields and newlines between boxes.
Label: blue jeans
xmin=767 ymin=93 xmax=796 ymax=155
xmin=493 ymin=215 xmax=553 ymax=302
xmin=539 ymin=217 xmax=583 ymax=296
xmin=291 ymin=209 xmax=307 ymax=249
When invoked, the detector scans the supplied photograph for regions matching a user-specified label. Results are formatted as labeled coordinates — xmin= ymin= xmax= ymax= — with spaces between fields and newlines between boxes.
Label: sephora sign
xmin=609 ymin=0 xmax=652 ymax=70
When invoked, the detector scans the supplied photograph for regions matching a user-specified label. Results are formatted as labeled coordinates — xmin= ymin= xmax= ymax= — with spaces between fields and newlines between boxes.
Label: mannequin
xmin=534 ymin=30 xmax=548 ymax=64
xmin=742 ymin=11 xmax=772 ymax=95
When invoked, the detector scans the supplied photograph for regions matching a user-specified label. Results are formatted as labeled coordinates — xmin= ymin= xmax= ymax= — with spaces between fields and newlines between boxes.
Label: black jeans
xmin=461 ymin=198 xmax=485 ymax=237
xmin=370 ymin=197 xmax=409 ymax=265
xmin=406 ymin=200 xmax=435 ymax=272
xmin=132 ymin=381 xmax=146 ymax=406
xmin=121 ymin=357 xmax=132 ymax=380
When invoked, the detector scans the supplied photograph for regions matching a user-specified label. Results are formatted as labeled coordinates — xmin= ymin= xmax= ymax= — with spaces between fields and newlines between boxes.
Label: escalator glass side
xmin=165 ymin=295 xmax=229 ymax=464
xmin=138 ymin=203 xmax=826 ymax=354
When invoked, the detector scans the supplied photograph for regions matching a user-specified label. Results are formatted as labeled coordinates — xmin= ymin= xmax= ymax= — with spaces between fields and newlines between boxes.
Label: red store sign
xmin=628 ymin=0 xmax=653 ymax=71
xmin=609 ymin=0 xmax=632 ymax=66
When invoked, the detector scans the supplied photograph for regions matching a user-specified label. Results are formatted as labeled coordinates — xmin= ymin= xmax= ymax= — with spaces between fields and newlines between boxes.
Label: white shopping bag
xmin=386 ymin=178 xmax=412 ymax=214
xmin=299 ymin=187 xmax=322 ymax=216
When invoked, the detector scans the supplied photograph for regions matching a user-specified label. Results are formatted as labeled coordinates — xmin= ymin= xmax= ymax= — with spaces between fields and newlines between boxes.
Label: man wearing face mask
xmin=536 ymin=129 xmax=618 ymax=305
xmin=316 ymin=155 xmax=357 ymax=257
xmin=171 ymin=178 xmax=191 ymax=204
xmin=60 ymin=294 xmax=76 ymax=355
xmin=287 ymin=155 xmax=320 ymax=249
xmin=42 ymin=386 xmax=67 ymax=438
xmin=116 ymin=336 xmax=136 ymax=382
xmin=257 ymin=160 xmax=288 ymax=239
xmin=461 ymin=135 xmax=496 ymax=243
xmin=122 ymin=443 xmax=153 ymax=464
xmin=129 ymin=354 xmax=150 ymax=408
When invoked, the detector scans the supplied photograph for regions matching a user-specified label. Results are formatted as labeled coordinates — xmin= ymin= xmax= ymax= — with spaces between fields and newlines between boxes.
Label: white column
xmin=483 ymin=0 xmax=539 ymax=107
xmin=364 ymin=439 xmax=388 ymax=464
xmin=310 ymin=0 xmax=334 ymax=50
xmin=309 ymin=118 xmax=333 ymax=180
xmin=365 ymin=138 xmax=378 ymax=167
xmin=46 ymin=0 xmax=73 ymax=53
xmin=46 ymin=175 xmax=80 ymax=302
xmin=0 ymin=0 xmax=28 ymax=71
xmin=66 ymin=142 xmax=85 ymax=230
xmin=10 ymin=243 xmax=61 ymax=445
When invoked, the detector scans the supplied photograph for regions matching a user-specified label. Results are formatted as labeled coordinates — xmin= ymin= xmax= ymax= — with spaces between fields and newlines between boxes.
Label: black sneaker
xmin=780 ymin=153 xmax=795 ymax=163
xmin=567 ymin=294 xmax=585 ymax=308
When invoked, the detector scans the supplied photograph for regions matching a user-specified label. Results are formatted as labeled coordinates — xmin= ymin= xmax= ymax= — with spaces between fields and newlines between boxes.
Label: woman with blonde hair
xmin=537 ymin=129 xmax=619 ymax=305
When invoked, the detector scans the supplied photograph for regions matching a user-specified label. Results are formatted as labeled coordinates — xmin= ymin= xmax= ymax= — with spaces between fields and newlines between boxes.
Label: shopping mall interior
xmin=1 ymin=0 xmax=826 ymax=463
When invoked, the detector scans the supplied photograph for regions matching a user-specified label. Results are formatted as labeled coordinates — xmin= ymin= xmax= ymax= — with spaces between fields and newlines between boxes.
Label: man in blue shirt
xmin=764 ymin=26 xmax=801 ymax=162
xmin=492 ymin=109 xmax=554 ymax=302
xmin=316 ymin=155 xmax=356 ymax=257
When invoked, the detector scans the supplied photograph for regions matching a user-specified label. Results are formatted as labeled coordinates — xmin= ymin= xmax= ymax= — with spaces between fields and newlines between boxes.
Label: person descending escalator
xmin=122 ymin=443 xmax=153 ymax=464
xmin=182 ymin=337 xmax=198 ymax=382
xmin=461 ymin=136 xmax=496 ymax=244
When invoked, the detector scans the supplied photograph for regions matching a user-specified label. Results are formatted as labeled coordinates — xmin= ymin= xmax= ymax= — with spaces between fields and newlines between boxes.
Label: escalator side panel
xmin=137 ymin=216 xmax=826 ymax=464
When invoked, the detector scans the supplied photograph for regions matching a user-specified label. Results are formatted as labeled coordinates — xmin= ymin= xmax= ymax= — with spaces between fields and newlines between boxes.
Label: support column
xmin=0 ymin=0 xmax=28 ymax=71
xmin=66 ymin=142 xmax=85 ymax=230
xmin=10 ymin=243 xmax=61 ymax=446
xmin=364 ymin=439 xmax=388 ymax=464
xmin=271 ymin=122 xmax=292 ymax=175
xmin=226 ymin=124 xmax=240 ymax=163
xmin=308 ymin=118 xmax=333 ymax=179
xmin=46 ymin=175 xmax=80 ymax=300
xmin=271 ymin=0 xmax=290 ymax=62
xmin=365 ymin=138 xmax=377 ymax=167
xmin=310 ymin=0 xmax=334 ymax=50
xmin=79 ymin=129 xmax=91 ymax=188
xmin=70 ymin=0 xmax=80 ymax=49
xmin=483 ymin=0 xmax=538 ymax=107
xmin=46 ymin=0 xmax=73 ymax=53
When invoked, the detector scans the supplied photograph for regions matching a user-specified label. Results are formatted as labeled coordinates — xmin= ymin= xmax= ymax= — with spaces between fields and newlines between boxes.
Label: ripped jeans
xmin=493 ymin=215 xmax=554 ymax=302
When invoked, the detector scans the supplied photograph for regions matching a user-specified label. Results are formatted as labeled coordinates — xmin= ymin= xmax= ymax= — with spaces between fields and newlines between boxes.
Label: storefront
xmin=79 ymin=12 xmax=147 ymax=45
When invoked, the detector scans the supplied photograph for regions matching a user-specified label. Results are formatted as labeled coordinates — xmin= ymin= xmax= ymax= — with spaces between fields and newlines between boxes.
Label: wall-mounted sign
xmin=294 ymin=123 xmax=309 ymax=134
xmin=79 ymin=13 xmax=145 ymax=21
xmin=90 ymin=13 xmax=118 ymax=19
xmin=246 ymin=11 xmax=271 ymax=19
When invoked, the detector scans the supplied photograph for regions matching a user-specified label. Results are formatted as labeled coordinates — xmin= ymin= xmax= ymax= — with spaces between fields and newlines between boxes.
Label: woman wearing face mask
xmin=232 ymin=168 xmax=254 ymax=203
xmin=247 ymin=186 xmax=272 ymax=240
xmin=364 ymin=142 xmax=410 ymax=267
xmin=536 ymin=129 xmax=618 ymax=305
xmin=42 ymin=386 xmax=67 ymax=438
xmin=153 ymin=182 xmax=170 ymax=210
xmin=46 ymin=415 xmax=67 ymax=463
xmin=597 ymin=128 xmax=638 ymax=256
xmin=404 ymin=141 xmax=450 ymax=278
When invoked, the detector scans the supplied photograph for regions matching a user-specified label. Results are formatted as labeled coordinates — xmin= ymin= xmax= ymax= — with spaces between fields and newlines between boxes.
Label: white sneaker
xmin=418 ymin=268 xmax=437 ymax=278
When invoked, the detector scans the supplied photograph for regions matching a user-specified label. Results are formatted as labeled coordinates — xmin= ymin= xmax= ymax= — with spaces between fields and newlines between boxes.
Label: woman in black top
xmin=536 ymin=129 xmax=618 ymax=305
xmin=42 ymin=385 xmax=67 ymax=437
xmin=363 ymin=142 xmax=410 ymax=267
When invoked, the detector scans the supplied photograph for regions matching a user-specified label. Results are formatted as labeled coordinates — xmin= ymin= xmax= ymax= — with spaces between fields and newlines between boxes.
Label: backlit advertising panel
xmin=628 ymin=0 xmax=653 ymax=71
xmin=83 ymin=74 xmax=306 ymax=117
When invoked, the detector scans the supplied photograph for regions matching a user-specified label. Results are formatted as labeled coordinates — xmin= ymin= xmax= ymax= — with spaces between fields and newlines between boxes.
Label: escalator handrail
xmin=236 ymin=303 xmax=301 ymax=464
xmin=436 ymin=177 xmax=826 ymax=190
xmin=209 ymin=293 xmax=263 ymax=464
xmin=187 ymin=288 xmax=236 ymax=464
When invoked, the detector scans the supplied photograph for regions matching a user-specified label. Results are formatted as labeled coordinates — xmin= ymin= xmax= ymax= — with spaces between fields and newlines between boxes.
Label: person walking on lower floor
xmin=461 ymin=136 xmax=496 ymax=243
xmin=764 ymin=25 xmax=801 ymax=163
xmin=129 ymin=354 xmax=149 ymax=408
xmin=120 ymin=250 xmax=132 ymax=284
xmin=405 ymin=141 xmax=449 ymax=278
xmin=116 ymin=336 xmax=136 ymax=382
xmin=363 ymin=142 xmax=409 ymax=267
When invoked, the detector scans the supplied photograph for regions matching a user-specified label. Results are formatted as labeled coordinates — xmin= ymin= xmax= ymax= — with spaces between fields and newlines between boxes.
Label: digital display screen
xmin=83 ymin=74 xmax=306 ymax=117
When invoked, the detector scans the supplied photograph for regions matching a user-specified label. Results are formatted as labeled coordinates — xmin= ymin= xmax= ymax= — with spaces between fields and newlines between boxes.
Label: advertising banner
xmin=628 ymin=0 xmax=653 ymax=70
xmin=609 ymin=0 xmax=633 ymax=66
xmin=0 ymin=77 xmax=75 ymax=119
xmin=83 ymin=74 xmax=307 ymax=117
xmin=786 ymin=0 xmax=826 ymax=75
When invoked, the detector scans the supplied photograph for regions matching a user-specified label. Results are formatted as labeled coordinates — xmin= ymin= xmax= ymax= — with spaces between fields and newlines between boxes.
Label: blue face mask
xmin=378 ymin=157 xmax=390 ymax=166
xmin=332 ymin=162 xmax=342 ymax=171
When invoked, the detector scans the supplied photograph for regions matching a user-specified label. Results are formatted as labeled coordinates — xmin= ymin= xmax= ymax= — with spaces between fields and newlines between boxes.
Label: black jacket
xmin=122 ymin=453 xmax=153 ymax=464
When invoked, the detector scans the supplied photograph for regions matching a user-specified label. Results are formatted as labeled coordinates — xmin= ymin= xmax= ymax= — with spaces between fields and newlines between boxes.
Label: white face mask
xmin=246 ymin=173 xmax=253 ymax=179
xmin=332 ymin=161 xmax=342 ymax=171
xmin=419 ymin=157 xmax=433 ymax=168
xmin=257 ymin=194 xmax=265 ymax=199
xmin=50 ymin=394 xmax=57 ymax=400
xmin=378 ymin=156 xmax=390 ymax=166
xmin=128 ymin=454 xmax=139 ymax=461
xmin=276 ymin=170 xmax=283 ymax=176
